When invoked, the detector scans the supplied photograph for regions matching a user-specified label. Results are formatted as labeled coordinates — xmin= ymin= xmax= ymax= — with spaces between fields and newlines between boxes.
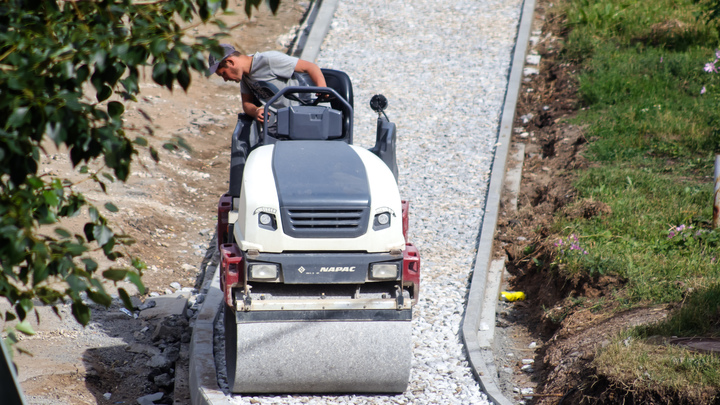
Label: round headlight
xmin=377 ymin=213 xmax=390 ymax=225
xmin=259 ymin=213 xmax=272 ymax=225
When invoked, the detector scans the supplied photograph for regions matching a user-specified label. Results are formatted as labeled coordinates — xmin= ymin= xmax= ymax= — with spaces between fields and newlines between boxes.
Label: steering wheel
xmin=285 ymin=89 xmax=337 ymax=106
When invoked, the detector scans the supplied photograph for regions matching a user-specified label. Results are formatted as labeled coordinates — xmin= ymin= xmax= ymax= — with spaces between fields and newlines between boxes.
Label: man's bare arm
xmin=242 ymin=92 xmax=266 ymax=122
xmin=295 ymin=59 xmax=327 ymax=88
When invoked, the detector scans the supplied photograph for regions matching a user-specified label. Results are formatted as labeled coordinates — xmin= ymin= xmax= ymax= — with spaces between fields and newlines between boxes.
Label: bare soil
xmin=10 ymin=3 xmax=309 ymax=404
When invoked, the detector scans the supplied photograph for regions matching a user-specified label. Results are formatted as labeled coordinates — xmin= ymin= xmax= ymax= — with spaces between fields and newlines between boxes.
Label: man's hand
xmin=255 ymin=106 xmax=269 ymax=123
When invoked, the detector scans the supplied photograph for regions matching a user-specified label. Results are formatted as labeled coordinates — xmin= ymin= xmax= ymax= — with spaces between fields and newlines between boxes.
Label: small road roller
xmin=216 ymin=70 xmax=420 ymax=393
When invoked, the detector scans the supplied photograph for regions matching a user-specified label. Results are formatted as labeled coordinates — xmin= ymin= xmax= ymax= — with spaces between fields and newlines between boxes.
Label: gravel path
xmin=228 ymin=0 xmax=522 ymax=403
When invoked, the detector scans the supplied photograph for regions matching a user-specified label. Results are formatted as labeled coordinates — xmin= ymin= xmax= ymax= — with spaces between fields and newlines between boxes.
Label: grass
xmin=548 ymin=0 xmax=720 ymax=399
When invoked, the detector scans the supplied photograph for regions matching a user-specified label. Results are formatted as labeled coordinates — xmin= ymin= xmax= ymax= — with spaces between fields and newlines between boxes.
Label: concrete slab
xmin=139 ymin=291 xmax=190 ymax=319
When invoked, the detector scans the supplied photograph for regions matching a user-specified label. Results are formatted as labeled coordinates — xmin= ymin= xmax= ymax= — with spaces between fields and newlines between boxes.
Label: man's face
xmin=215 ymin=59 xmax=242 ymax=82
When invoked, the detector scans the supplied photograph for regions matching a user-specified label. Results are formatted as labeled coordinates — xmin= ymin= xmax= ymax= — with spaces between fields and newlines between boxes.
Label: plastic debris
xmin=500 ymin=291 xmax=526 ymax=302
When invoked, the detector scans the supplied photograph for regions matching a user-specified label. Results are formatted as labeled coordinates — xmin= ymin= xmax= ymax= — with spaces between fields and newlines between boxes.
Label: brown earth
xmin=10 ymin=2 xmax=309 ymax=405
xmin=492 ymin=1 xmax=673 ymax=404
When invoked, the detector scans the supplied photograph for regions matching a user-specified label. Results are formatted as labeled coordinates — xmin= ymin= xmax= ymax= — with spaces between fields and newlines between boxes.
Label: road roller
xmin=216 ymin=70 xmax=420 ymax=394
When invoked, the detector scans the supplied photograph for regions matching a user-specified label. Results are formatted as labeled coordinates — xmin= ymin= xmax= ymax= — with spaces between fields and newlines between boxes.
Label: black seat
xmin=321 ymin=69 xmax=354 ymax=108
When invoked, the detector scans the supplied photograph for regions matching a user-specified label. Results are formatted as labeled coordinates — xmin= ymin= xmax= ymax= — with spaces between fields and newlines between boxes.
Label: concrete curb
xmin=188 ymin=1 xmax=338 ymax=403
xmin=298 ymin=0 xmax=340 ymax=63
xmin=189 ymin=263 xmax=232 ymax=405
xmin=461 ymin=0 xmax=537 ymax=404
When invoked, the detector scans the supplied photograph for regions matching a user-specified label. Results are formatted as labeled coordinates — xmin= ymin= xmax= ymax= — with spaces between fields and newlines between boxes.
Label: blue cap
xmin=207 ymin=44 xmax=236 ymax=76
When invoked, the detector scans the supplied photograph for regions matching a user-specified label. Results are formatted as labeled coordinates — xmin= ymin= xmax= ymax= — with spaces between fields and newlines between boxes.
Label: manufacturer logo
xmin=319 ymin=266 xmax=356 ymax=272
xmin=298 ymin=266 xmax=306 ymax=273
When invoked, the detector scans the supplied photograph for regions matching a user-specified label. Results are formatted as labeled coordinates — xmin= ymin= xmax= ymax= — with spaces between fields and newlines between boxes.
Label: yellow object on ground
xmin=500 ymin=291 xmax=526 ymax=302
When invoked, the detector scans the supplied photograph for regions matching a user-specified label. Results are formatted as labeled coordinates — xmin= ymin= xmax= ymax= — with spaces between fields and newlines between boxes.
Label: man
xmin=207 ymin=44 xmax=329 ymax=196
xmin=207 ymin=44 xmax=327 ymax=124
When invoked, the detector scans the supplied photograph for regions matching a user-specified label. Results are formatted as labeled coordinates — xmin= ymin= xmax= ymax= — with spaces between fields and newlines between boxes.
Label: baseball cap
xmin=207 ymin=44 xmax=236 ymax=76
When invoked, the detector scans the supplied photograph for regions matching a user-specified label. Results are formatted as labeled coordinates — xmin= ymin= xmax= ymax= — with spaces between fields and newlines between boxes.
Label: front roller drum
xmin=224 ymin=306 xmax=412 ymax=393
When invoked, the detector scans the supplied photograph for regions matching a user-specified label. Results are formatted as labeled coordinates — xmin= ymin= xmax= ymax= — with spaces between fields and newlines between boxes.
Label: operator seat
xmin=228 ymin=69 xmax=355 ymax=197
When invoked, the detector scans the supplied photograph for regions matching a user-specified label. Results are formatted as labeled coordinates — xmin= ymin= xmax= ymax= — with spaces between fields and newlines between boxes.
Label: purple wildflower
xmin=676 ymin=225 xmax=686 ymax=232
xmin=555 ymin=239 xmax=563 ymax=247
xmin=668 ymin=231 xmax=676 ymax=239
xmin=715 ymin=49 xmax=720 ymax=59
xmin=705 ymin=62 xmax=717 ymax=73
xmin=660 ymin=56 xmax=663 ymax=63
xmin=701 ymin=86 xmax=707 ymax=95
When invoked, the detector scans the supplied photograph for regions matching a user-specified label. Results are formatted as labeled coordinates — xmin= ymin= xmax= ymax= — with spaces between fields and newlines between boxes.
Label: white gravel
xmin=227 ymin=0 xmax=522 ymax=403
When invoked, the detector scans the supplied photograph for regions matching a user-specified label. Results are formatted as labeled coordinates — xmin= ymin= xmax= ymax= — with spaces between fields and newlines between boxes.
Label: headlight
xmin=249 ymin=263 xmax=279 ymax=280
xmin=373 ymin=212 xmax=392 ymax=230
xmin=370 ymin=263 xmax=399 ymax=279
xmin=257 ymin=212 xmax=277 ymax=230
xmin=259 ymin=213 xmax=272 ymax=225
xmin=377 ymin=213 xmax=390 ymax=225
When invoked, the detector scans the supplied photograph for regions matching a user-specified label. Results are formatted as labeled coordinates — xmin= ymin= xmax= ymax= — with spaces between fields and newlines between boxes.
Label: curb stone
xmin=461 ymin=0 xmax=537 ymax=403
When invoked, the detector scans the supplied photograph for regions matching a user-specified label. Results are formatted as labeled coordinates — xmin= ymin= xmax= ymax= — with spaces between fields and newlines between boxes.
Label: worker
xmin=207 ymin=44 xmax=327 ymax=124
xmin=208 ymin=44 xmax=329 ymax=196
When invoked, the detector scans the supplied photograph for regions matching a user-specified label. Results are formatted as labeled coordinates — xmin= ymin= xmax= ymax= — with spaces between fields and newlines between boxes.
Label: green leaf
xmin=71 ymin=301 xmax=91 ymax=326
xmin=86 ymin=289 xmax=112 ymax=307
xmin=66 ymin=274 xmax=87 ymax=293
xmin=117 ymin=288 xmax=133 ymax=312
xmin=134 ymin=136 xmax=148 ymax=147
xmin=149 ymin=147 xmax=159 ymax=162
xmin=54 ymin=227 xmax=71 ymax=238
xmin=97 ymin=85 xmax=112 ymax=102
xmin=84 ymin=223 xmax=95 ymax=242
xmin=104 ymin=202 xmax=118 ymax=213
xmin=177 ymin=65 xmax=191 ymax=90
xmin=15 ymin=321 xmax=35 ymax=336
xmin=82 ymin=258 xmax=98 ymax=272
xmin=43 ymin=190 xmax=59 ymax=207
xmin=7 ymin=107 xmax=29 ymax=128
xmin=88 ymin=207 xmax=99 ymax=222
xmin=102 ymin=269 xmax=128 ymax=282
xmin=107 ymin=101 xmax=124 ymax=118
xmin=126 ymin=271 xmax=145 ymax=295
xmin=65 ymin=243 xmax=87 ymax=256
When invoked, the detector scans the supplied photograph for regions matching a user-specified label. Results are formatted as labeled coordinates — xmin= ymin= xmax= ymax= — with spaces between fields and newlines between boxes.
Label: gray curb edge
xmin=298 ymin=0 xmax=340 ymax=63
xmin=188 ymin=1 xmax=339 ymax=403
xmin=461 ymin=0 xmax=537 ymax=404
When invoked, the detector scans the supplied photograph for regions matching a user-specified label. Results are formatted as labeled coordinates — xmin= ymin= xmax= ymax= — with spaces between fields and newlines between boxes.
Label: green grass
xmin=549 ymin=0 xmax=720 ymax=398
xmin=553 ymin=0 xmax=720 ymax=303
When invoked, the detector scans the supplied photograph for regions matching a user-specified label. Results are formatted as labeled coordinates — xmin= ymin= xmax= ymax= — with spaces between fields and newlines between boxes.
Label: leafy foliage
xmin=0 ymin=0 xmax=247 ymax=336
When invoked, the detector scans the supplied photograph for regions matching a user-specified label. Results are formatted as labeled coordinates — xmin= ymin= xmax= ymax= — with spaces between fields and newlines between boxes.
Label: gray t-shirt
xmin=240 ymin=51 xmax=300 ymax=111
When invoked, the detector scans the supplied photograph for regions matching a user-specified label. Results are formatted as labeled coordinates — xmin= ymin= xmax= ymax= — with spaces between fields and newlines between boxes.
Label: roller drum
xmin=224 ymin=306 xmax=411 ymax=393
